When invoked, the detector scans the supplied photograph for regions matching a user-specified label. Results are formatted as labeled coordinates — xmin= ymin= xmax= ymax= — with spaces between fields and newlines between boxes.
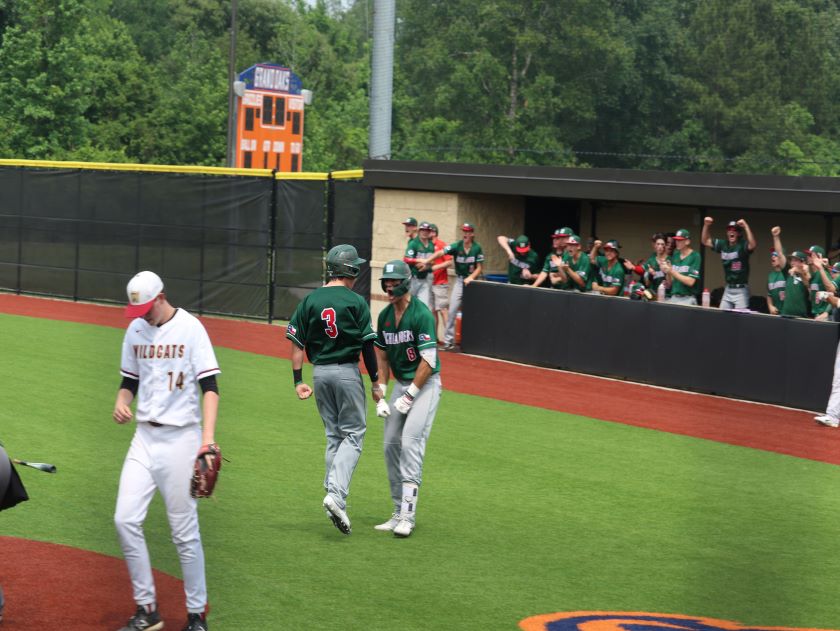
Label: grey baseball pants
xmin=383 ymin=374 xmax=442 ymax=514
xmin=443 ymin=276 xmax=464 ymax=345
xmin=313 ymin=363 xmax=367 ymax=511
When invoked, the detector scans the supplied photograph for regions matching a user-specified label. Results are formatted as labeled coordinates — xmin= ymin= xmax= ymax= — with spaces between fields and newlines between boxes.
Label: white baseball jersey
xmin=120 ymin=309 xmax=220 ymax=426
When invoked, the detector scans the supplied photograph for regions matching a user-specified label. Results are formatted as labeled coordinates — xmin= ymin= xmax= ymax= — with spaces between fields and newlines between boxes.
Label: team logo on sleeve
xmin=287 ymin=324 xmax=297 ymax=336
xmin=419 ymin=333 xmax=431 ymax=342
xmin=517 ymin=611 xmax=834 ymax=631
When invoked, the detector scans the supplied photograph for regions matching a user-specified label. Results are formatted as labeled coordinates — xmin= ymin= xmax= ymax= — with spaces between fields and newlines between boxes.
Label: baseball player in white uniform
xmin=113 ymin=271 xmax=220 ymax=631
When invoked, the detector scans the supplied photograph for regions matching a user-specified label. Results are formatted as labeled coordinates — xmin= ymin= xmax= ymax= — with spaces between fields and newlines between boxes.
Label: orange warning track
xmin=2 ymin=293 xmax=838 ymax=465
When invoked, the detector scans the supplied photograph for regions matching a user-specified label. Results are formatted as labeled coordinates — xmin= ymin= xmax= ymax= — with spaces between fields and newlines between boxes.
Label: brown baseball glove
xmin=191 ymin=443 xmax=222 ymax=499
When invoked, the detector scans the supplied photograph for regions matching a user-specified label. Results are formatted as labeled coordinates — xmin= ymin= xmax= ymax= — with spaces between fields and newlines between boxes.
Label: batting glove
xmin=394 ymin=392 xmax=415 ymax=415
xmin=376 ymin=398 xmax=391 ymax=418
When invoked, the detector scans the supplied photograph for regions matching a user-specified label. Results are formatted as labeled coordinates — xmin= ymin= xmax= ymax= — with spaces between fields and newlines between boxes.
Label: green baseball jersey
xmin=286 ymin=285 xmax=376 ymax=364
xmin=643 ymin=253 xmax=667 ymax=293
xmin=541 ymin=250 xmax=564 ymax=288
xmin=507 ymin=241 xmax=540 ymax=285
xmin=375 ymin=298 xmax=440 ymax=381
xmin=781 ymin=269 xmax=810 ymax=317
xmin=405 ymin=237 xmax=436 ymax=279
xmin=669 ymin=250 xmax=701 ymax=297
xmin=767 ymin=269 xmax=786 ymax=311
xmin=563 ymin=252 xmax=592 ymax=291
xmin=444 ymin=240 xmax=484 ymax=277
xmin=711 ymin=238 xmax=752 ymax=284
xmin=809 ymin=269 xmax=836 ymax=316
xmin=594 ymin=256 xmax=625 ymax=289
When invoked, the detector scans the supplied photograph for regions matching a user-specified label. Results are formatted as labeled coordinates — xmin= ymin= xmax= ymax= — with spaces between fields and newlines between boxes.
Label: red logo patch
xmin=518 ymin=612 xmax=835 ymax=631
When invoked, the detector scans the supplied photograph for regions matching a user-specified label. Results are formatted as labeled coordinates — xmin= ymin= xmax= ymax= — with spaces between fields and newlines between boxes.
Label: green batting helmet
xmin=326 ymin=244 xmax=365 ymax=278
xmin=380 ymin=259 xmax=411 ymax=297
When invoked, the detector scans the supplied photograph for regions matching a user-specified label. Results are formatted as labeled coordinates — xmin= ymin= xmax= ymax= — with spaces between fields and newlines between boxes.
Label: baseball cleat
xmin=323 ymin=495 xmax=352 ymax=534
xmin=393 ymin=517 xmax=415 ymax=538
xmin=815 ymin=414 xmax=840 ymax=428
xmin=118 ymin=605 xmax=164 ymax=631
xmin=181 ymin=612 xmax=208 ymax=631
xmin=374 ymin=512 xmax=401 ymax=531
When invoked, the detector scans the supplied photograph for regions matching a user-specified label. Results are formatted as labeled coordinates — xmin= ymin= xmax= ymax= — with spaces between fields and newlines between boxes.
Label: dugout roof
xmin=363 ymin=160 xmax=840 ymax=213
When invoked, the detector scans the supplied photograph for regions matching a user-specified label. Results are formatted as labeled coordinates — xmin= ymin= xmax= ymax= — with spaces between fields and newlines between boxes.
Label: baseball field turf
xmin=1 ymin=311 xmax=839 ymax=630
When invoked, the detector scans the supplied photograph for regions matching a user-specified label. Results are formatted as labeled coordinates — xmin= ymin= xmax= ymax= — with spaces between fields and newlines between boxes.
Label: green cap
xmin=603 ymin=240 xmax=621 ymax=250
xmin=514 ymin=235 xmax=531 ymax=253
xmin=428 ymin=223 xmax=438 ymax=233
xmin=789 ymin=250 xmax=808 ymax=261
xmin=808 ymin=245 xmax=826 ymax=256
xmin=567 ymin=234 xmax=581 ymax=245
xmin=461 ymin=222 xmax=475 ymax=232
xmin=402 ymin=217 xmax=418 ymax=226
xmin=673 ymin=229 xmax=690 ymax=240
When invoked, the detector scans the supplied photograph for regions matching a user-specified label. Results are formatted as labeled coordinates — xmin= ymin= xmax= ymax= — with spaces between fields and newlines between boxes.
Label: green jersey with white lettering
xmin=286 ymin=285 xmax=376 ymax=364
xmin=375 ymin=297 xmax=440 ymax=381
xmin=507 ymin=241 xmax=541 ymax=285
xmin=809 ymin=269 xmax=836 ymax=316
xmin=643 ymin=254 xmax=667 ymax=293
xmin=406 ymin=237 xmax=436 ymax=279
xmin=443 ymin=240 xmax=484 ymax=277
xmin=669 ymin=250 xmax=701 ymax=297
xmin=594 ymin=256 xmax=625 ymax=290
xmin=563 ymin=252 xmax=592 ymax=291
xmin=711 ymin=238 xmax=751 ymax=285
xmin=767 ymin=270 xmax=785 ymax=311
xmin=781 ymin=269 xmax=810 ymax=317
xmin=541 ymin=250 xmax=564 ymax=288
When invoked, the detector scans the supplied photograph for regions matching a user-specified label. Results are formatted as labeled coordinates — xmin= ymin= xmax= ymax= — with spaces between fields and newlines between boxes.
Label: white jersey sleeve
xmin=191 ymin=320 xmax=221 ymax=382
xmin=120 ymin=323 xmax=141 ymax=380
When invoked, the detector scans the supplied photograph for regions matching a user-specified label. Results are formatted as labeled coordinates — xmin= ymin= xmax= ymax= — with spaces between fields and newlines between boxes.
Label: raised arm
xmin=739 ymin=219 xmax=757 ymax=251
xmin=701 ymin=216 xmax=714 ymax=248
xmin=771 ymin=226 xmax=786 ymax=268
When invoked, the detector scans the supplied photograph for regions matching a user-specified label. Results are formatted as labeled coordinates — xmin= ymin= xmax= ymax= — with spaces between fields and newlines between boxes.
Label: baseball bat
xmin=12 ymin=459 xmax=57 ymax=474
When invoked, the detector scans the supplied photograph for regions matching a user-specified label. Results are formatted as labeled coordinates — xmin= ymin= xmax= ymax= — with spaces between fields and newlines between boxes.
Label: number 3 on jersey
xmin=321 ymin=308 xmax=339 ymax=338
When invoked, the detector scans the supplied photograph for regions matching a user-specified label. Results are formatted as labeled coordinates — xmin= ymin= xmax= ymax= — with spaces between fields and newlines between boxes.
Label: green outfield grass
xmin=1 ymin=313 xmax=839 ymax=630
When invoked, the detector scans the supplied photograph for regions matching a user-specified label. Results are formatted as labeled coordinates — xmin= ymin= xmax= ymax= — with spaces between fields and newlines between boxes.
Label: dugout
xmin=364 ymin=160 xmax=840 ymax=410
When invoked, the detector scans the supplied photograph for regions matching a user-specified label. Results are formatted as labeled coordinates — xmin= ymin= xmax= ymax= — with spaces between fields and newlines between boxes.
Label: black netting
xmin=0 ymin=167 xmax=372 ymax=320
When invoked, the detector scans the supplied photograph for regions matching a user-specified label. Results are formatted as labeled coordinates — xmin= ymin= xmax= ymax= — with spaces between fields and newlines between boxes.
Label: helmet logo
xmin=129 ymin=291 xmax=140 ymax=304
xmin=385 ymin=264 xmax=394 ymax=273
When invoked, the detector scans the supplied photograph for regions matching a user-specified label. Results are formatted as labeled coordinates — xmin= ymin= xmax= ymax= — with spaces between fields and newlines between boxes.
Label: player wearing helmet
xmin=286 ymin=244 xmax=383 ymax=535
xmin=373 ymin=260 xmax=442 ymax=538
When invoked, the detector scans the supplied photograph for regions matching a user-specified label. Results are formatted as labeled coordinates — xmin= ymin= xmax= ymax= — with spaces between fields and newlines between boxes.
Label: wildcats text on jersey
xmin=383 ymin=330 xmax=415 ymax=345
xmin=133 ymin=344 xmax=186 ymax=359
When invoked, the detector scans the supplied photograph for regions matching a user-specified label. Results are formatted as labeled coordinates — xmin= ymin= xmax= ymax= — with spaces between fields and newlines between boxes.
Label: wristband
xmin=407 ymin=383 xmax=420 ymax=398
xmin=293 ymin=368 xmax=303 ymax=386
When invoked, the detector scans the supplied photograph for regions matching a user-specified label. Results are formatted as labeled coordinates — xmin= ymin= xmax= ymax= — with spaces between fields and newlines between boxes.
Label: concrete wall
xmin=370 ymin=189 xmax=524 ymax=322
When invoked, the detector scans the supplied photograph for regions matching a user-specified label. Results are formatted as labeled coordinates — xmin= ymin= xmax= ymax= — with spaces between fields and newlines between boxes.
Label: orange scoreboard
xmin=234 ymin=63 xmax=307 ymax=171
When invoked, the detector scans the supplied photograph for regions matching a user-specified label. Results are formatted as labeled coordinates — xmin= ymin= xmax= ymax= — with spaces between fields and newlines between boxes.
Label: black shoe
xmin=118 ymin=605 xmax=163 ymax=631
xmin=181 ymin=612 xmax=209 ymax=631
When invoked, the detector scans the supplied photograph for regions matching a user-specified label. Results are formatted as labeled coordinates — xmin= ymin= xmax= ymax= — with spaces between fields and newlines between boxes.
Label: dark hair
xmin=651 ymin=232 xmax=666 ymax=241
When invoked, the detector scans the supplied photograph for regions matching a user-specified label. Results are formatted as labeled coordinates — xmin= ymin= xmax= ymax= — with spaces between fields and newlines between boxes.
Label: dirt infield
xmin=0 ymin=536 xmax=185 ymax=629
xmin=2 ymin=293 xmax=838 ymax=465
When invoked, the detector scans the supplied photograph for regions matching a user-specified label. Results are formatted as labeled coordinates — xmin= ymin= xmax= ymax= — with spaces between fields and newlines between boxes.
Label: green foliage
xmin=2 ymin=0 xmax=840 ymax=173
